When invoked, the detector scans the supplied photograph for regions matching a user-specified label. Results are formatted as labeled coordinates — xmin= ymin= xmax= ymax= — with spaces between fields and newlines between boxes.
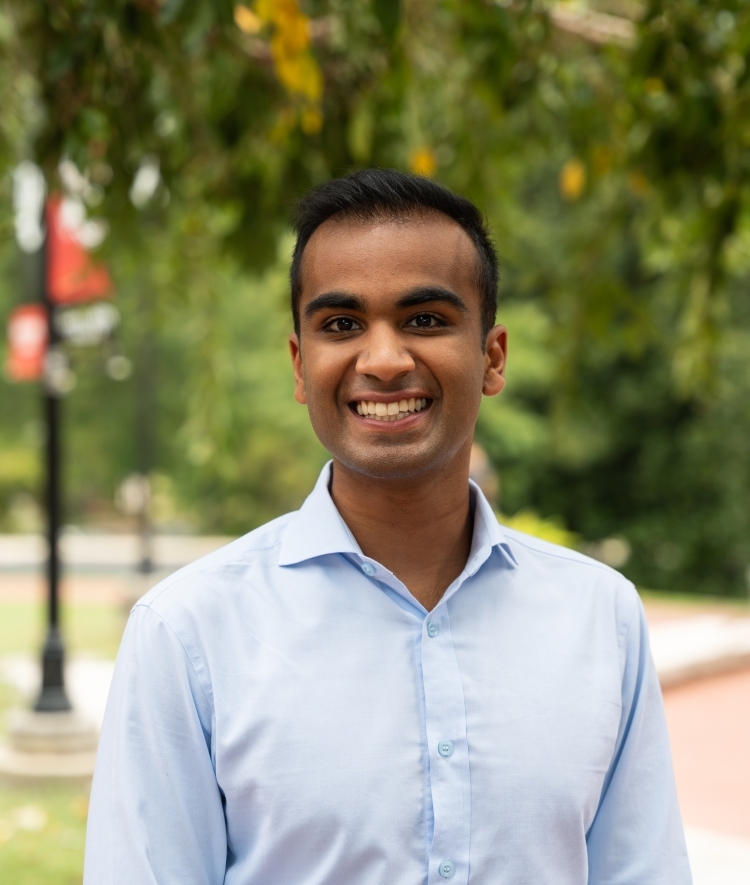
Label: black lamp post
xmin=1 ymin=163 xmax=102 ymax=783
xmin=34 ymin=230 xmax=72 ymax=713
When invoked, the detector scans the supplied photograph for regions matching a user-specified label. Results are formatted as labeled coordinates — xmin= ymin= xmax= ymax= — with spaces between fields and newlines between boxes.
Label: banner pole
xmin=34 ymin=216 xmax=71 ymax=713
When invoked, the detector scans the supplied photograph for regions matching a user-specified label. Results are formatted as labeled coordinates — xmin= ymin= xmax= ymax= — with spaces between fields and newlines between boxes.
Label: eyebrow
xmin=304 ymin=285 xmax=469 ymax=320
xmin=396 ymin=286 xmax=468 ymax=313
xmin=304 ymin=292 xmax=366 ymax=320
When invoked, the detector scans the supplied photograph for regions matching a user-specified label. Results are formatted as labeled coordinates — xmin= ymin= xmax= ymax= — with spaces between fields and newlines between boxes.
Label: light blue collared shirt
xmin=85 ymin=463 xmax=691 ymax=884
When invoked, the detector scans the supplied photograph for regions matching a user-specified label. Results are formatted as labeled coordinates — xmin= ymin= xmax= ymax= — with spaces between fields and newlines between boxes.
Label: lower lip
xmin=349 ymin=403 xmax=432 ymax=431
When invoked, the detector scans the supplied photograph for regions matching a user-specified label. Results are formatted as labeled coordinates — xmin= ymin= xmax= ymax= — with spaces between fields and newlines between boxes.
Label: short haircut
xmin=290 ymin=169 xmax=498 ymax=340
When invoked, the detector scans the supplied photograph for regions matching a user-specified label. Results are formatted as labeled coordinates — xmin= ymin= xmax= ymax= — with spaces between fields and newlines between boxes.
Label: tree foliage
xmin=1 ymin=0 xmax=750 ymax=595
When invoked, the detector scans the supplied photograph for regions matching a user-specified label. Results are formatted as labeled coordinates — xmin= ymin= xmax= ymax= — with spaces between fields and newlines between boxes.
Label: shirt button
xmin=438 ymin=740 xmax=454 ymax=758
xmin=426 ymin=621 xmax=440 ymax=638
xmin=438 ymin=860 xmax=456 ymax=879
xmin=361 ymin=562 xmax=376 ymax=576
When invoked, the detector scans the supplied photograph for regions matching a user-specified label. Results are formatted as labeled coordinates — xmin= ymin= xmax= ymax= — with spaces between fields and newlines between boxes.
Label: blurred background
xmin=0 ymin=0 xmax=749 ymax=882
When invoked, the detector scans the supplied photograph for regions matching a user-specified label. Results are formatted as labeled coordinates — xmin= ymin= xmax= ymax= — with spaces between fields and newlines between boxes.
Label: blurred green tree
xmin=1 ymin=0 xmax=749 ymax=595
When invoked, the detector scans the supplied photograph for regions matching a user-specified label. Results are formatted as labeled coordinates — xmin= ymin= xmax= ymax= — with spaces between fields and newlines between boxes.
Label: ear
xmin=482 ymin=324 xmax=507 ymax=397
xmin=289 ymin=333 xmax=307 ymax=404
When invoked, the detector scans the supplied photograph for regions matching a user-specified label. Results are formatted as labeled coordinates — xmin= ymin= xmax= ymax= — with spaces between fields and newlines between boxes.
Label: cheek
xmin=433 ymin=347 xmax=485 ymax=399
xmin=301 ymin=352 xmax=349 ymax=414
xmin=439 ymin=356 xmax=486 ymax=427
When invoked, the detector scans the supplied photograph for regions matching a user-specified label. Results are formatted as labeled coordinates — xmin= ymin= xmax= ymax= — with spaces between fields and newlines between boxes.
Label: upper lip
xmin=348 ymin=391 xmax=432 ymax=404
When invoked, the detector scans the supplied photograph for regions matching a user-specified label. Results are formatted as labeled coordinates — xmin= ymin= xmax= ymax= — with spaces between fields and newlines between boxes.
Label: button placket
xmin=421 ymin=605 xmax=471 ymax=885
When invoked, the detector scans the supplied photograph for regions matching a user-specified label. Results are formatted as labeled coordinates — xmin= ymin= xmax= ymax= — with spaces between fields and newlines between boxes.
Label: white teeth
xmin=356 ymin=398 xmax=430 ymax=421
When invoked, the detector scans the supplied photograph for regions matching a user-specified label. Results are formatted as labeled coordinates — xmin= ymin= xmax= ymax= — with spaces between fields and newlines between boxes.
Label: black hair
xmin=290 ymin=168 xmax=498 ymax=340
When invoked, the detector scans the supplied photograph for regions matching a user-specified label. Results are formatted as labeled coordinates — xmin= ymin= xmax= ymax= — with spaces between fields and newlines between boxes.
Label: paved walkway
xmin=0 ymin=654 xmax=114 ymax=731
xmin=0 ymin=533 xmax=232 ymax=572
xmin=664 ymin=667 xmax=750 ymax=840
xmin=684 ymin=826 xmax=750 ymax=885
xmin=650 ymin=615 xmax=750 ymax=687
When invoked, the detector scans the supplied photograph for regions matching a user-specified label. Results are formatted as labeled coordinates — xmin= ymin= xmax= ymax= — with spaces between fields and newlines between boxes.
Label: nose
xmin=355 ymin=322 xmax=416 ymax=383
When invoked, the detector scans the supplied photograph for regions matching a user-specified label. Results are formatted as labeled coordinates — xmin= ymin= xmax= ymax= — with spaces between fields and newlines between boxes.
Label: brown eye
xmin=326 ymin=317 xmax=359 ymax=332
xmin=408 ymin=314 xmax=442 ymax=328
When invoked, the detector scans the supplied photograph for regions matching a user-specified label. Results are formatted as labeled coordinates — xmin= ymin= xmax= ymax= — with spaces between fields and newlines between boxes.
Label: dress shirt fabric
xmin=84 ymin=462 xmax=691 ymax=885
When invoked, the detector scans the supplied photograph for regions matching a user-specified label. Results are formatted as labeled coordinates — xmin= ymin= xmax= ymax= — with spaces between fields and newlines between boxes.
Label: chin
xmin=332 ymin=441 xmax=460 ymax=481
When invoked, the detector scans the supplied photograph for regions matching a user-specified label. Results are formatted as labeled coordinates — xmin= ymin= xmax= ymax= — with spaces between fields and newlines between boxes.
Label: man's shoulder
xmin=134 ymin=510 xmax=296 ymax=616
xmin=500 ymin=524 xmax=618 ymax=575
xmin=498 ymin=523 xmax=643 ymax=637
xmin=499 ymin=523 xmax=640 ymax=616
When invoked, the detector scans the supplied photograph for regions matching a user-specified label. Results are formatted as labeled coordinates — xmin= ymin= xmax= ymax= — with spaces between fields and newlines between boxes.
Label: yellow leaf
xmin=275 ymin=53 xmax=321 ymax=101
xmin=255 ymin=0 xmax=324 ymax=130
xmin=409 ymin=147 xmax=437 ymax=177
xmin=559 ymin=158 xmax=586 ymax=201
xmin=255 ymin=0 xmax=275 ymax=24
xmin=234 ymin=5 xmax=263 ymax=34
xmin=301 ymin=106 xmax=323 ymax=134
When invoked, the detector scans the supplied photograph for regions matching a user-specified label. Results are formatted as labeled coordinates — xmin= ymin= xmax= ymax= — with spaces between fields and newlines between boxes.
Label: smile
xmin=353 ymin=398 xmax=431 ymax=422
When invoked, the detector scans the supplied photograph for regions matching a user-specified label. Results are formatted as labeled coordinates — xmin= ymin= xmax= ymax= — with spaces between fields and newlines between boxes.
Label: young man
xmin=85 ymin=170 xmax=691 ymax=884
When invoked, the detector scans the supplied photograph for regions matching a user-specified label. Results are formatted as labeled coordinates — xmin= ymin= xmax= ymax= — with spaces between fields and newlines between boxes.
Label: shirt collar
xmin=467 ymin=475 xmax=519 ymax=572
xmin=279 ymin=461 xmax=518 ymax=570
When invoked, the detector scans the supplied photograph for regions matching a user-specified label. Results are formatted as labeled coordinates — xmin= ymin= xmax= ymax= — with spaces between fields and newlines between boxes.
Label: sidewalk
xmin=665 ymin=664 xmax=750 ymax=883
xmin=0 ymin=532 xmax=233 ymax=572
xmin=649 ymin=613 xmax=750 ymax=688
xmin=664 ymin=666 xmax=750 ymax=839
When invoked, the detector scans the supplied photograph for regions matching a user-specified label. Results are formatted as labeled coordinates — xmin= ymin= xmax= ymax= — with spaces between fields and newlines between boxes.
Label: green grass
xmin=0 ymin=602 xmax=126 ymax=661
xmin=0 ymin=600 xmax=125 ymax=885
xmin=639 ymin=587 xmax=750 ymax=612
xmin=0 ymin=785 xmax=89 ymax=885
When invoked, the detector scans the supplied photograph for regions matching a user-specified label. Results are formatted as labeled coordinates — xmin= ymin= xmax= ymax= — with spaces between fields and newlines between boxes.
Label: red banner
xmin=5 ymin=304 xmax=48 ymax=381
xmin=47 ymin=195 xmax=112 ymax=305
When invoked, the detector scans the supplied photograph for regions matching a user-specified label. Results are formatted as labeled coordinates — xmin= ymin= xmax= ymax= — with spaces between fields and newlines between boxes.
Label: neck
xmin=330 ymin=446 xmax=474 ymax=611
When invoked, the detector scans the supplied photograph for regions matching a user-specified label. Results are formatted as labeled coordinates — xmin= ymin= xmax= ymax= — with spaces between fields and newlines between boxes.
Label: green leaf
xmin=373 ymin=0 xmax=400 ymax=42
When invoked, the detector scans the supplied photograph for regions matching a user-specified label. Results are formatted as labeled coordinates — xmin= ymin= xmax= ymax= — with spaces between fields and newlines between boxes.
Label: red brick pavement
xmin=663 ymin=667 xmax=750 ymax=840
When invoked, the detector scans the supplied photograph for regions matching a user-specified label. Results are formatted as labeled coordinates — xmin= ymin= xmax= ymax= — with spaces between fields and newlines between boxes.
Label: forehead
xmin=299 ymin=213 xmax=481 ymax=307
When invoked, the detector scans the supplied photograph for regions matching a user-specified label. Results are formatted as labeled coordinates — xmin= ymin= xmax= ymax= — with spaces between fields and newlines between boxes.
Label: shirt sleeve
xmin=84 ymin=603 xmax=227 ymax=885
xmin=586 ymin=589 xmax=692 ymax=884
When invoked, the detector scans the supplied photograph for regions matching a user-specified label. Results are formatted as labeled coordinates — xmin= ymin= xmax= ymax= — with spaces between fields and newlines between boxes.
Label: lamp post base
xmin=0 ymin=708 xmax=98 ymax=786
xmin=35 ymin=625 xmax=72 ymax=712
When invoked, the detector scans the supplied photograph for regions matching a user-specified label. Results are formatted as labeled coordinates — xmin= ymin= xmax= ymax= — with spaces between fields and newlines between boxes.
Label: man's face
xmin=289 ymin=213 xmax=507 ymax=480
